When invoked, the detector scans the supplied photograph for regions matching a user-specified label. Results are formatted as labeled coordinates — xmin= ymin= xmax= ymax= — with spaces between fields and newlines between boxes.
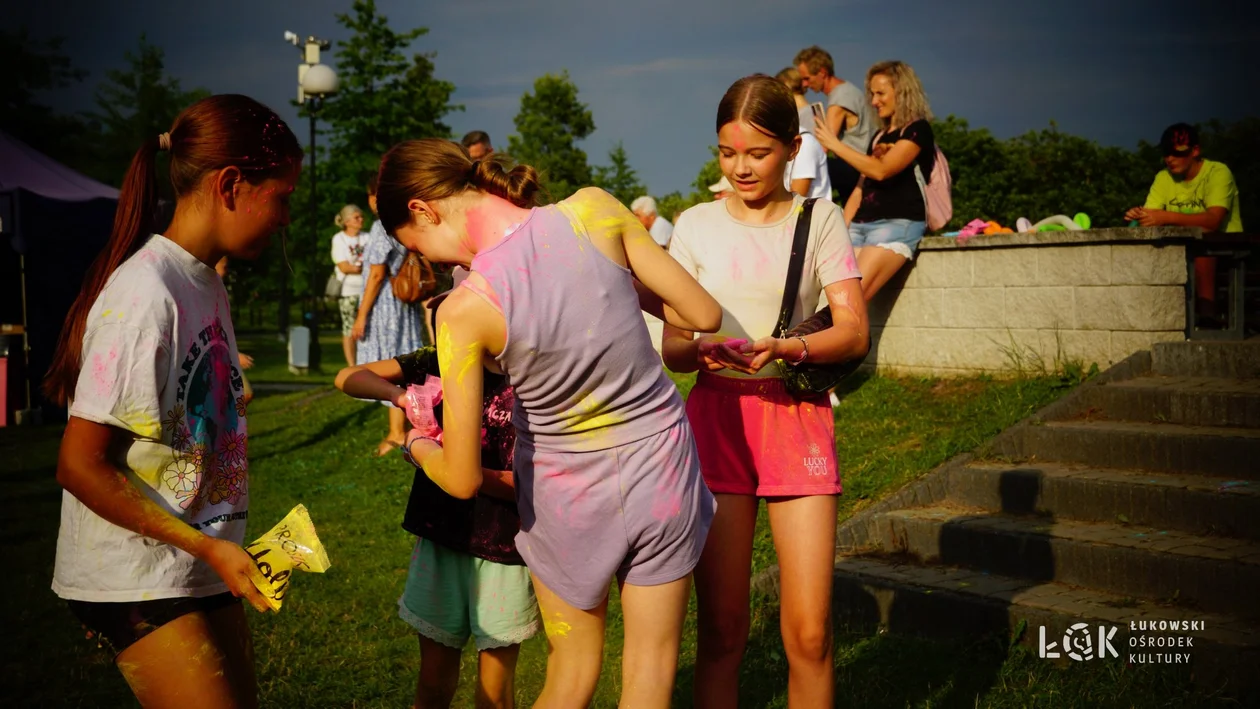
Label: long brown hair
xmin=716 ymin=74 xmax=798 ymax=145
xmin=866 ymin=60 xmax=933 ymax=129
xmin=44 ymin=94 xmax=302 ymax=406
xmin=376 ymin=138 xmax=541 ymax=236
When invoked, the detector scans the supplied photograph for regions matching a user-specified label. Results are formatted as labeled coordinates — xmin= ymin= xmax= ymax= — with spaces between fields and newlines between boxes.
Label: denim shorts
xmin=849 ymin=219 xmax=927 ymax=260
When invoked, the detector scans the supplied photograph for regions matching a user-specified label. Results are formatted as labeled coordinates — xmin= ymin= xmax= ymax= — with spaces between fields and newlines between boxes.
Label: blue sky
xmin=16 ymin=0 xmax=1256 ymax=196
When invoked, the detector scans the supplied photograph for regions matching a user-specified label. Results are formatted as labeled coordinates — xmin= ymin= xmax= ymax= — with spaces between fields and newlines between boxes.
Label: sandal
xmin=374 ymin=439 xmax=403 ymax=457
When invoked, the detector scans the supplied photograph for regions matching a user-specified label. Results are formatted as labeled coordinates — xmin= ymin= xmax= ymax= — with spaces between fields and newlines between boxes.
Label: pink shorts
xmin=686 ymin=372 xmax=841 ymax=497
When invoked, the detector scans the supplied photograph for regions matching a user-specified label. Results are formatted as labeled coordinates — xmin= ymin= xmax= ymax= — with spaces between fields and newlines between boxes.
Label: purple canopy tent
xmin=1 ymin=129 xmax=119 ymax=420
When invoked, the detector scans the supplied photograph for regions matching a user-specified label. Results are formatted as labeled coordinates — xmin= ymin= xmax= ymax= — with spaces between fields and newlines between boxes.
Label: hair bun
xmin=470 ymin=157 xmax=541 ymax=208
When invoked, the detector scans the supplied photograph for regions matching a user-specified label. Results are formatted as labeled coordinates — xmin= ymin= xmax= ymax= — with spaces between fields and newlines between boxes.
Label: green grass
xmin=236 ymin=332 xmax=347 ymax=386
xmin=0 ymin=367 xmax=1233 ymax=707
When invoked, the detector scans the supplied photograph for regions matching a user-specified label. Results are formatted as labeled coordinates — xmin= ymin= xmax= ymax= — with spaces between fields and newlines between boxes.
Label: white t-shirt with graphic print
xmin=53 ymin=234 xmax=250 ymax=602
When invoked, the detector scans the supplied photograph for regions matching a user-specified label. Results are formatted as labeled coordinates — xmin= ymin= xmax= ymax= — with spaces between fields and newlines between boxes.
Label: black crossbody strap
xmin=772 ymin=198 xmax=818 ymax=338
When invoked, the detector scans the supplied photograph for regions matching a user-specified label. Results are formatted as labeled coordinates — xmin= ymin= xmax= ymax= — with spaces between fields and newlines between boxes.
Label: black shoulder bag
xmin=772 ymin=198 xmax=867 ymax=397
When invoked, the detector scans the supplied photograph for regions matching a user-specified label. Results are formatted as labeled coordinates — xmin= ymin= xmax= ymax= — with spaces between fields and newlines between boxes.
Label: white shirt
xmin=54 ymin=235 xmax=250 ymax=602
xmin=669 ymin=197 xmax=861 ymax=379
xmin=649 ymin=215 xmax=674 ymax=247
xmin=784 ymin=132 xmax=832 ymax=202
xmin=331 ymin=231 xmax=365 ymax=296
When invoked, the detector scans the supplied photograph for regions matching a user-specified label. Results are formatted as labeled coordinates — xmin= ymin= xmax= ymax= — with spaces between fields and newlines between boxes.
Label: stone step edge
xmin=826 ymin=555 xmax=1260 ymax=647
xmin=753 ymin=555 xmax=1260 ymax=648
xmin=1041 ymin=419 xmax=1260 ymax=439
xmin=875 ymin=506 xmax=1260 ymax=566
xmin=1103 ymin=375 xmax=1260 ymax=391
xmin=836 ymin=351 xmax=1155 ymax=562
xmin=957 ymin=461 xmax=1260 ymax=498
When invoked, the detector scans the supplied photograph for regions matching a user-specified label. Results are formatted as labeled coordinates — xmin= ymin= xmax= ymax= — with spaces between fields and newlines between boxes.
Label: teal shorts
xmin=398 ymin=538 xmax=540 ymax=650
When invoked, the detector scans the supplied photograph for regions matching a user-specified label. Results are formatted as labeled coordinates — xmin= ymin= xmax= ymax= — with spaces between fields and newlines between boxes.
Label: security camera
xmin=284 ymin=30 xmax=300 ymax=46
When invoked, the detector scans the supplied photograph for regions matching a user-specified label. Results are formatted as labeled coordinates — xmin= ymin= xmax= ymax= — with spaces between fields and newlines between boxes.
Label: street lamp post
xmin=284 ymin=31 xmax=338 ymax=373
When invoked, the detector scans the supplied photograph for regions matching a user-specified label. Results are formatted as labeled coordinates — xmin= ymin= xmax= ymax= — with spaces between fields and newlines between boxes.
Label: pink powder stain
xmin=91 ymin=349 xmax=119 ymax=396
xmin=465 ymin=201 xmax=523 ymax=253
xmin=651 ymin=491 xmax=682 ymax=521
xmin=842 ymin=251 xmax=859 ymax=274
xmin=731 ymin=123 xmax=746 ymax=151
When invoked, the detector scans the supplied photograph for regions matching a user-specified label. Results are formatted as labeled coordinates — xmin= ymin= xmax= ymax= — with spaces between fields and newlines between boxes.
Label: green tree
xmin=933 ymin=116 xmax=1151 ymax=230
xmin=281 ymin=0 xmax=459 ymax=303
xmin=592 ymin=142 xmax=645 ymax=207
xmin=508 ymin=72 xmax=595 ymax=202
xmin=87 ymin=34 xmax=210 ymax=187
xmin=318 ymin=0 xmax=459 ymax=198
xmin=657 ymin=147 xmax=722 ymax=222
xmin=0 ymin=28 xmax=90 ymax=168
xmin=692 ymin=147 xmax=723 ymax=196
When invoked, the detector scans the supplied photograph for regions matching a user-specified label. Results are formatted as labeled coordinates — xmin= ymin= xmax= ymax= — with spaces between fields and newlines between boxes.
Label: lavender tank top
xmin=467 ymin=202 xmax=685 ymax=453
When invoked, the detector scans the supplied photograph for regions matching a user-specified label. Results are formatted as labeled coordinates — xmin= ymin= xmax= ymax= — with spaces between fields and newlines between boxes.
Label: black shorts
xmin=67 ymin=592 xmax=239 ymax=656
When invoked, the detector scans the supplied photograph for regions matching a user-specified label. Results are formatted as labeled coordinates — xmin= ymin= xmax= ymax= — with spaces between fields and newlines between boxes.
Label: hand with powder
xmin=399 ymin=377 xmax=444 ymax=437
xmin=731 ymin=337 xmax=787 ymax=375
xmin=696 ymin=335 xmax=754 ymax=373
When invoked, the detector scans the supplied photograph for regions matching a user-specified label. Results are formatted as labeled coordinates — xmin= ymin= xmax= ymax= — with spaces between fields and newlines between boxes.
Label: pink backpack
xmin=873 ymin=127 xmax=953 ymax=232
xmin=915 ymin=146 xmax=953 ymax=232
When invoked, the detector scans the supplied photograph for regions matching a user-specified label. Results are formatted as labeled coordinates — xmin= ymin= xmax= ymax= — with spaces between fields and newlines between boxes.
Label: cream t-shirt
xmin=668 ymin=196 xmax=861 ymax=379
xmin=54 ymin=235 xmax=250 ymax=602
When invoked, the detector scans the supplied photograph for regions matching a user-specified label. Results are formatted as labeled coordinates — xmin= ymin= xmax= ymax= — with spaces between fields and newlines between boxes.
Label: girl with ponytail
xmin=44 ymin=94 xmax=301 ymax=707
xmin=362 ymin=138 xmax=721 ymax=706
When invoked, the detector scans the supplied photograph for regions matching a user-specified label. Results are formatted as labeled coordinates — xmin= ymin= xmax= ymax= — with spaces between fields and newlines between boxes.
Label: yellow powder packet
xmin=244 ymin=504 xmax=331 ymax=612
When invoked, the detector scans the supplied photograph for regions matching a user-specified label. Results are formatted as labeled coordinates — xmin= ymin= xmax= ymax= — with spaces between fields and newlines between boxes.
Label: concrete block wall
xmin=866 ymin=228 xmax=1199 ymax=377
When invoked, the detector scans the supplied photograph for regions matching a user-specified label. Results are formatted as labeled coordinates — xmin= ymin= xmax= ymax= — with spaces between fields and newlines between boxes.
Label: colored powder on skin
xmin=827 ymin=288 xmax=862 ymax=325
xmin=542 ymin=612 xmax=572 ymax=639
xmin=567 ymin=194 xmax=628 ymax=242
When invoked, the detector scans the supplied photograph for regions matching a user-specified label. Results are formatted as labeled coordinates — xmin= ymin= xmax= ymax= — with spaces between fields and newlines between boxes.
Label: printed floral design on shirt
xmin=158 ymin=317 xmax=248 ymax=515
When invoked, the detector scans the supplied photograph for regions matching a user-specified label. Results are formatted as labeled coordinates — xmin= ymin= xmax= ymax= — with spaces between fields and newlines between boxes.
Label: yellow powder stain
xmin=542 ymin=612 xmax=572 ymax=639
xmin=556 ymin=202 xmax=590 ymax=250
xmin=566 ymin=390 xmax=623 ymax=435
xmin=116 ymin=660 xmax=146 ymax=692
xmin=101 ymin=309 xmax=112 ymax=318
xmin=436 ymin=321 xmax=480 ymax=390
xmin=132 ymin=459 xmax=163 ymax=488
xmin=118 ymin=406 xmax=162 ymax=440
xmin=568 ymin=193 xmax=628 ymax=241
xmin=436 ymin=322 xmax=456 ymax=384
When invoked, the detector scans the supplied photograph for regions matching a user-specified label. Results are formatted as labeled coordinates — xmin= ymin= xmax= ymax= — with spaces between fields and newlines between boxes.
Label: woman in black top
xmin=815 ymin=60 xmax=936 ymax=301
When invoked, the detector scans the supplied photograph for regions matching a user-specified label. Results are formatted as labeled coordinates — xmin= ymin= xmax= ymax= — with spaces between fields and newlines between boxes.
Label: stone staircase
xmin=829 ymin=340 xmax=1260 ymax=690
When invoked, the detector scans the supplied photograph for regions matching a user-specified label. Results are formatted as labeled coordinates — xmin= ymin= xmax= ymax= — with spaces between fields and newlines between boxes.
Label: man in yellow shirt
xmin=1126 ymin=123 xmax=1245 ymax=324
xmin=1126 ymin=123 xmax=1243 ymax=232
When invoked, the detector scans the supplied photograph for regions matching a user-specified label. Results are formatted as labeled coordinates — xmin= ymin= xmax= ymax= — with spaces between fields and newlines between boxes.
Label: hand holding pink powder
xmin=404 ymin=376 xmax=444 ymax=438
